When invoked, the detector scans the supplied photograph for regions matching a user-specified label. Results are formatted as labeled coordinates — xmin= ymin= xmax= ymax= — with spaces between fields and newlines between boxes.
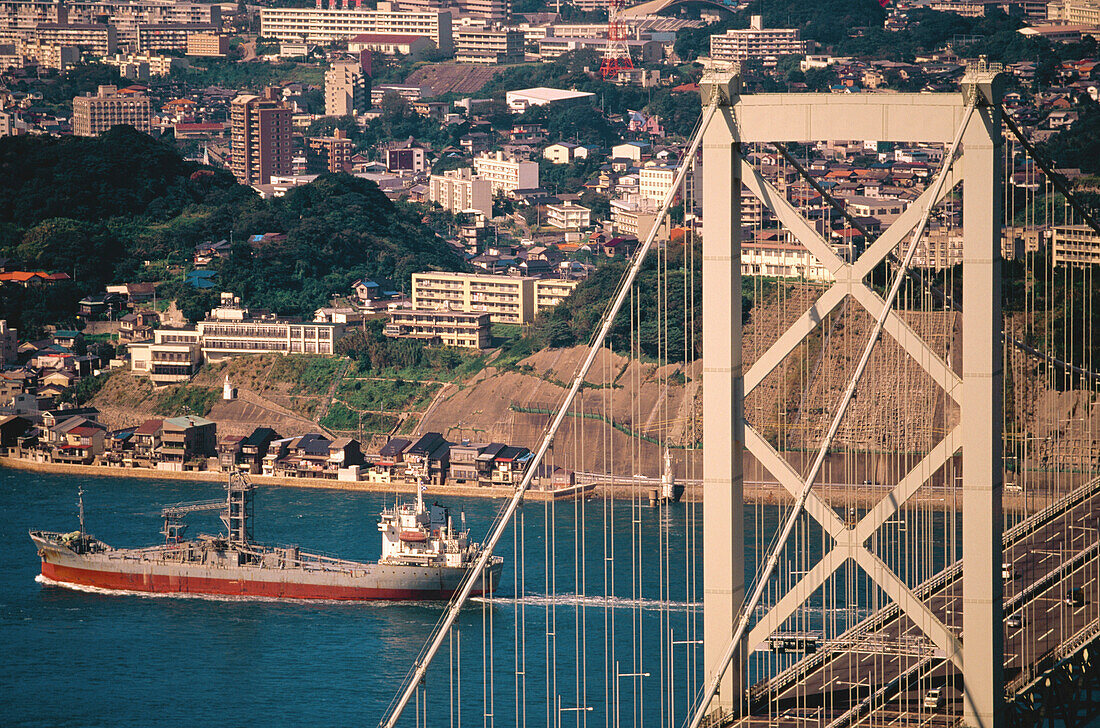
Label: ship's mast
xmin=221 ymin=471 xmax=255 ymax=544
xmin=77 ymin=487 xmax=86 ymax=538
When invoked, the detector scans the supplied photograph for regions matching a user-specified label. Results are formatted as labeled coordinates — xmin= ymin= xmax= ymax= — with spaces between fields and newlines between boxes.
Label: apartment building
xmin=457 ymin=0 xmax=509 ymax=22
xmin=473 ymin=151 xmax=539 ymax=194
xmin=231 ymin=89 xmax=293 ymax=185
xmin=185 ymin=31 xmax=227 ymax=56
xmin=638 ymin=160 xmax=699 ymax=206
xmin=386 ymin=142 xmax=426 ymax=173
xmin=610 ymin=199 xmax=666 ymax=242
xmin=136 ymin=22 xmax=216 ymax=52
xmin=102 ymin=51 xmax=181 ymax=77
xmin=17 ymin=38 xmax=78 ymax=68
xmin=128 ymin=328 xmax=203 ymax=386
xmin=196 ymin=293 xmax=345 ymax=360
xmin=1052 ymin=224 xmax=1100 ymax=265
xmin=429 ymin=167 xmax=492 ymax=217
xmin=534 ymin=278 xmax=580 ymax=316
xmin=307 ymin=128 xmax=355 ymax=172
xmin=325 ymin=56 xmax=369 ymax=115
xmin=384 ymin=308 xmax=492 ymax=349
xmin=412 ymin=271 xmax=537 ymax=324
xmin=72 ymin=84 xmax=151 ymax=136
xmin=545 ymin=200 xmax=591 ymax=229
xmin=33 ymin=22 xmax=115 ymax=53
xmin=0 ymin=0 xmax=220 ymax=45
xmin=709 ymin=15 xmax=808 ymax=63
xmin=454 ymin=26 xmax=523 ymax=64
xmin=259 ymin=5 xmax=453 ymax=54
xmin=740 ymin=241 xmax=833 ymax=281
xmin=348 ymin=31 xmax=432 ymax=56
xmin=1047 ymin=0 xmax=1100 ymax=23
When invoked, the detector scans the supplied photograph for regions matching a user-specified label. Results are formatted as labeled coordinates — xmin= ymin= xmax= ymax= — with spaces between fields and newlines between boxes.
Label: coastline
xmin=0 ymin=455 xmax=1049 ymax=512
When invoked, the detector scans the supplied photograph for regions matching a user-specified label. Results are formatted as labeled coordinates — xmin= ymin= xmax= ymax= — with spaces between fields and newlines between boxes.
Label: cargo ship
xmin=30 ymin=473 xmax=503 ymax=601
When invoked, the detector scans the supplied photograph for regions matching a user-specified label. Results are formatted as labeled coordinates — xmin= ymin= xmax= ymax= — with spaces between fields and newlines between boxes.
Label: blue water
xmin=0 ymin=470 xmax=717 ymax=727
xmin=1 ymin=469 xmax=984 ymax=727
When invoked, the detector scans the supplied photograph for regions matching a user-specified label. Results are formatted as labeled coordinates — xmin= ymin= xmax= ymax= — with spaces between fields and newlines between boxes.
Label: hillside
xmin=0 ymin=129 xmax=465 ymax=335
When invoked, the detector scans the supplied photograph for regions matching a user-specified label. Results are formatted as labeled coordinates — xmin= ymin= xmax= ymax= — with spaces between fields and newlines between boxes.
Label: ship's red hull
xmin=40 ymin=560 xmax=492 ymax=601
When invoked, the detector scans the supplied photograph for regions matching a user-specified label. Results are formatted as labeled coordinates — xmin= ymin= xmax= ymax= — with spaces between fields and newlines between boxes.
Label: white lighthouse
xmin=223 ymin=374 xmax=236 ymax=401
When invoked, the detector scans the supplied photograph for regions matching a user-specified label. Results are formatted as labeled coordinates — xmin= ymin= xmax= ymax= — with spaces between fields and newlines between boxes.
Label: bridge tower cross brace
xmin=700 ymin=64 xmax=1005 ymax=727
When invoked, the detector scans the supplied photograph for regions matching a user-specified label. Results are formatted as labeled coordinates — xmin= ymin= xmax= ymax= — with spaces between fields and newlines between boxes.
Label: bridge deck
xmin=734 ymin=478 xmax=1100 ymax=728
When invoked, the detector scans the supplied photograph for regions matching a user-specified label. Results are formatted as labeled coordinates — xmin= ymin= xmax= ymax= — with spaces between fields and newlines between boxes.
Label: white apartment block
xmin=473 ymin=151 xmax=539 ymax=194
xmin=259 ymin=5 xmax=453 ymax=54
xmin=195 ymin=293 xmax=344 ymax=360
xmin=102 ymin=51 xmax=181 ymax=77
xmin=534 ymin=278 xmax=580 ymax=316
xmin=741 ymin=241 xmax=833 ymax=281
xmin=72 ymin=84 xmax=151 ymax=136
xmin=610 ymin=199 xmax=666 ymax=242
xmin=412 ymin=271 xmax=577 ymax=324
xmin=0 ymin=0 xmax=220 ymax=46
xmin=429 ymin=168 xmax=492 ymax=218
xmin=1048 ymin=0 xmax=1100 ymax=23
xmin=454 ymin=26 xmax=523 ymax=64
xmin=129 ymin=328 xmax=203 ymax=386
xmin=709 ymin=15 xmax=808 ymax=63
xmin=325 ymin=59 xmax=368 ymax=115
xmin=1052 ymin=224 xmax=1100 ymax=266
xmin=545 ymin=200 xmax=591 ymax=229
xmin=384 ymin=309 xmax=492 ymax=349
xmin=638 ymin=160 xmax=698 ymax=206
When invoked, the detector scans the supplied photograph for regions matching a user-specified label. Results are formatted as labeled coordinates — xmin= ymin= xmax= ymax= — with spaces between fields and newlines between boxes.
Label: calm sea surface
xmin=0 ymin=468 xmax=723 ymax=727
xmin=2 ymin=468 xmax=978 ymax=727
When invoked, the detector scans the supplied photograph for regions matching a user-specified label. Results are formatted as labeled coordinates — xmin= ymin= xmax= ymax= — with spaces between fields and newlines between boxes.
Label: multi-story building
xmin=384 ymin=308 xmax=492 ymax=349
xmin=136 ymin=22 xmax=217 ymax=52
xmin=325 ymin=56 xmax=369 ymax=116
xmin=185 ymin=31 xmax=227 ymax=56
xmin=638 ymin=160 xmax=699 ymax=206
xmin=709 ymin=15 xmax=808 ymax=63
xmin=72 ymin=84 xmax=151 ymax=136
xmin=1046 ymin=0 xmax=1100 ymax=23
xmin=473 ymin=151 xmax=539 ymax=194
xmin=0 ymin=319 xmax=16 ymax=366
xmin=429 ymin=168 xmax=492 ymax=218
xmin=454 ymin=26 xmax=522 ymax=64
xmin=307 ymin=128 xmax=355 ymax=172
xmin=545 ymin=200 xmax=591 ymax=229
xmin=348 ymin=31 xmax=432 ymax=56
xmin=533 ymin=278 xmax=580 ymax=316
xmin=1052 ymin=224 xmax=1100 ymax=265
xmin=259 ymin=5 xmax=453 ymax=54
xmin=385 ymin=142 xmax=426 ymax=173
xmin=610 ymin=199 xmax=665 ymax=241
xmin=33 ymin=22 xmax=115 ymax=54
xmin=0 ymin=0 xmax=220 ymax=46
xmin=740 ymin=241 xmax=833 ymax=281
xmin=196 ymin=293 xmax=345 ymax=360
xmin=128 ymin=328 xmax=203 ymax=386
xmin=370 ymin=83 xmax=425 ymax=106
xmin=411 ymin=271 xmax=576 ymax=324
xmin=101 ymin=51 xmax=181 ymax=77
xmin=17 ymin=38 xmax=78 ymax=68
xmin=456 ymin=0 xmax=509 ymax=22
xmin=230 ymin=89 xmax=293 ymax=185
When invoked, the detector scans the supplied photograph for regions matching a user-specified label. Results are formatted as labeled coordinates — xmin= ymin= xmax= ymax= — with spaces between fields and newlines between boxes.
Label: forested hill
xmin=0 ymin=128 xmax=464 ymax=335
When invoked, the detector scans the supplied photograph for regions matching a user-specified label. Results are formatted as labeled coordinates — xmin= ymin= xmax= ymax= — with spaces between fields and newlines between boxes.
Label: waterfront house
xmin=367 ymin=437 xmax=411 ymax=483
xmin=240 ymin=427 xmax=279 ymax=473
xmin=132 ymin=418 xmax=163 ymax=463
xmin=403 ymin=432 xmax=449 ymax=485
xmin=448 ymin=440 xmax=483 ymax=485
xmin=159 ymin=415 xmax=217 ymax=469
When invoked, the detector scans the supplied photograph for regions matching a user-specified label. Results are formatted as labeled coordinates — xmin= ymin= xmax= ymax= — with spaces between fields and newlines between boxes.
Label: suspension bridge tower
xmin=700 ymin=61 xmax=1007 ymax=727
